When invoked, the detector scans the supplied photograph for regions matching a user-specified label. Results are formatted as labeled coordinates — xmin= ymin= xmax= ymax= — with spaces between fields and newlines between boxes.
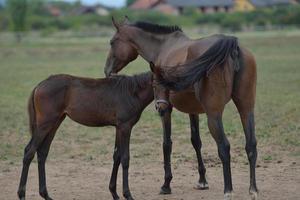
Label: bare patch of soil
xmin=1 ymin=154 xmax=299 ymax=200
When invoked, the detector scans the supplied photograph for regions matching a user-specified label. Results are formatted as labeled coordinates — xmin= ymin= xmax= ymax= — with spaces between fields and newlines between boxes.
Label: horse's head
xmin=105 ymin=17 xmax=138 ymax=77
xmin=150 ymin=62 xmax=171 ymax=116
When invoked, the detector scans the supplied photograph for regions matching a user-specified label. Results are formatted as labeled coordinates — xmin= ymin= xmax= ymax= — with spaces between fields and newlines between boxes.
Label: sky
xmin=64 ymin=0 xmax=126 ymax=8
xmin=0 ymin=0 xmax=126 ymax=8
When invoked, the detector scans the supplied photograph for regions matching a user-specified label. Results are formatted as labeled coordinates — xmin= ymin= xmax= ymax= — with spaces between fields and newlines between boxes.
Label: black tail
xmin=28 ymin=88 xmax=36 ymax=136
xmin=157 ymin=35 xmax=242 ymax=91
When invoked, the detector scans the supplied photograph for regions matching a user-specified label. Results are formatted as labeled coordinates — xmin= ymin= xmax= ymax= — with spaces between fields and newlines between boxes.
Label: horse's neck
xmin=157 ymin=35 xmax=192 ymax=65
xmin=131 ymin=30 xmax=189 ymax=63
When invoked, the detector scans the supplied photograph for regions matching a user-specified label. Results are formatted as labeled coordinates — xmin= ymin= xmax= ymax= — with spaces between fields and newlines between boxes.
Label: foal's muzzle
xmin=155 ymin=99 xmax=170 ymax=116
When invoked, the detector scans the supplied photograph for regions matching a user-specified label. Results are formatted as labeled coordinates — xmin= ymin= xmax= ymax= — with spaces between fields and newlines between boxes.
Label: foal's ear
xmin=124 ymin=15 xmax=130 ymax=24
xmin=112 ymin=16 xmax=120 ymax=31
xmin=149 ymin=62 xmax=156 ymax=73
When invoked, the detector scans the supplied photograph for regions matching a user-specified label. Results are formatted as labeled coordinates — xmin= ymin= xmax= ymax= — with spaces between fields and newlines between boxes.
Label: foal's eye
xmin=110 ymin=40 xmax=114 ymax=45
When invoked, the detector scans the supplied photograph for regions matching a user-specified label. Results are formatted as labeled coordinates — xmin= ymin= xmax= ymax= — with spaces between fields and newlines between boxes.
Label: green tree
xmin=126 ymin=0 xmax=136 ymax=6
xmin=8 ymin=0 xmax=27 ymax=42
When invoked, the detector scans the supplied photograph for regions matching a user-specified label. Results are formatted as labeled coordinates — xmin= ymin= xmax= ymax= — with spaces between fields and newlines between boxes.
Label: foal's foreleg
xmin=109 ymin=136 xmax=121 ymax=200
xmin=118 ymin=125 xmax=134 ymax=200
xmin=207 ymin=114 xmax=233 ymax=199
xmin=159 ymin=109 xmax=173 ymax=195
xmin=189 ymin=114 xmax=208 ymax=190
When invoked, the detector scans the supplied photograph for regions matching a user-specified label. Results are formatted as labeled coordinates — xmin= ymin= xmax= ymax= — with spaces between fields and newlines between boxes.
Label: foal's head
xmin=105 ymin=17 xmax=138 ymax=77
xmin=150 ymin=62 xmax=170 ymax=116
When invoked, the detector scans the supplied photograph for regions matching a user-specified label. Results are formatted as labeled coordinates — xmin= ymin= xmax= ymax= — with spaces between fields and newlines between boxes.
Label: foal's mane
xmin=131 ymin=21 xmax=182 ymax=34
xmin=111 ymin=71 xmax=152 ymax=95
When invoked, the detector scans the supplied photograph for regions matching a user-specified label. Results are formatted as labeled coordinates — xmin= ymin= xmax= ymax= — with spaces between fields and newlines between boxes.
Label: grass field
xmin=0 ymin=29 xmax=300 ymax=199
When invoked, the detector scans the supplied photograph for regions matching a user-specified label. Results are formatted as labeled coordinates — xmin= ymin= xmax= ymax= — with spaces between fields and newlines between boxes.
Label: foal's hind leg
xmin=18 ymin=123 xmax=53 ymax=200
xmin=37 ymin=116 xmax=65 ymax=200
xmin=18 ymin=138 xmax=36 ymax=200
xmin=189 ymin=114 xmax=208 ymax=190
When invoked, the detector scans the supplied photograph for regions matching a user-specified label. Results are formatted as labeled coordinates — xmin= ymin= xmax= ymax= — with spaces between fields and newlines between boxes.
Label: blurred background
xmin=0 ymin=1 xmax=299 ymax=199
xmin=0 ymin=0 xmax=300 ymax=40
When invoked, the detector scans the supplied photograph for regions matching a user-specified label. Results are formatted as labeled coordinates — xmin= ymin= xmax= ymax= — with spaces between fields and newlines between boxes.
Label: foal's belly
xmin=169 ymin=89 xmax=205 ymax=114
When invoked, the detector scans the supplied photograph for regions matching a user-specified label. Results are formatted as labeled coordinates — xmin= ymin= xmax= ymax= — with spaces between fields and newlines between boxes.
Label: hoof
xmin=159 ymin=186 xmax=171 ymax=195
xmin=194 ymin=182 xmax=209 ymax=190
xmin=112 ymin=194 xmax=120 ymax=200
xmin=224 ymin=192 xmax=233 ymax=200
xmin=250 ymin=190 xmax=258 ymax=200
xmin=126 ymin=197 xmax=135 ymax=200
xmin=20 ymin=198 xmax=25 ymax=200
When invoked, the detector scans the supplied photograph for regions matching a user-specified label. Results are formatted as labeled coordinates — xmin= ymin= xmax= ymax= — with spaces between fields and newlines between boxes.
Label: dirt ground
xmin=1 ymin=152 xmax=299 ymax=200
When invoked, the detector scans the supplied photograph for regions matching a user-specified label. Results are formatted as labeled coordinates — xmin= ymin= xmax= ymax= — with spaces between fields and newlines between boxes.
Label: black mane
xmin=110 ymin=71 xmax=152 ymax=109
xmin=132 ymin=21 xmax=182 ymax=34
xmin=111 ymin=71 xmax=152 ymax=96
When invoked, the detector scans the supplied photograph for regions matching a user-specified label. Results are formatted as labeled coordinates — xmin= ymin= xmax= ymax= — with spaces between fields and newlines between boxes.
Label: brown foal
xmin=105 ymin=18 xmax=258 ymax=200
xmin=17 ymin=72 xmax=153 ymax=200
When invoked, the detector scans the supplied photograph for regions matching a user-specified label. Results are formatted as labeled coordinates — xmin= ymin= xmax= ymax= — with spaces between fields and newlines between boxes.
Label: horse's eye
xmin=110 ymin=40 xmax=114 ymax=45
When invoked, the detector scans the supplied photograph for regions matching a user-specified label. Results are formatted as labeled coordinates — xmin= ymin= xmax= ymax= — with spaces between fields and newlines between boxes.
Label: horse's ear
xmin=112 ymin=16 xmax=120 ymax=31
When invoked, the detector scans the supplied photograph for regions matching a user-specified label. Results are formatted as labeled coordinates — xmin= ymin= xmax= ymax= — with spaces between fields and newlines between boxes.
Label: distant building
xmin=168 ymin=0 xmax=234 ymax=14
xmin=129 ymin=0 xmax=298 ymax=14
xmin=129 ymin=0 xmax=179 ymax=15
xmin=234 ymin=0 xmax=255 ymax=11
xmin=74 ymin=4 xmax=110 ymax=16
xmin=249 ymin=0 xmax=296 ymax=8
xmin=46 ymin=5 xmax=62 ymax=17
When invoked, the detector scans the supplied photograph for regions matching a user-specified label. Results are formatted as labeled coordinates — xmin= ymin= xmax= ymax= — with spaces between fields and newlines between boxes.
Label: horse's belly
xmin=169 ymin=90 xmax=205 ymax=114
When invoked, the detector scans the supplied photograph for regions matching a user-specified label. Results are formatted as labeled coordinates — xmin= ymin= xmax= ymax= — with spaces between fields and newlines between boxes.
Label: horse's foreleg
xmin=109 ymin=134 xmax=121 ymax=200
xmin=159 ymin=109 xmax=173 ymax=195
xmin=207 ymin=114 xmax=233 ymax=200
xmin=189 ymin=114 xmax=208 ymax=190
xmin=118 ymin=125 xmax=134 ymax=200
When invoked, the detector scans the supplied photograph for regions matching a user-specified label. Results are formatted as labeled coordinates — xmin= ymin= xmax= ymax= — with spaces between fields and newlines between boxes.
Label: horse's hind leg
xmin=232 ymin=51 xmax=258 ymax=199
xmin=233 ymin=98 xmax=258 ymax=199
xmin=189 ymin=114 xmax=208 ymax=190
xmin=206 ymin=112 xmax=233 ymax=199
xmin=37 ymin=116 xmax=65 ymax=200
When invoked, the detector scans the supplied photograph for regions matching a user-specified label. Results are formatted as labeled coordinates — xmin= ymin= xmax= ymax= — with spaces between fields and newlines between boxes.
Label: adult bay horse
xmin=17 ymin=72 xmax=153 ymax=200
xmin=104 ymin=18 xmax=258 ymax=200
